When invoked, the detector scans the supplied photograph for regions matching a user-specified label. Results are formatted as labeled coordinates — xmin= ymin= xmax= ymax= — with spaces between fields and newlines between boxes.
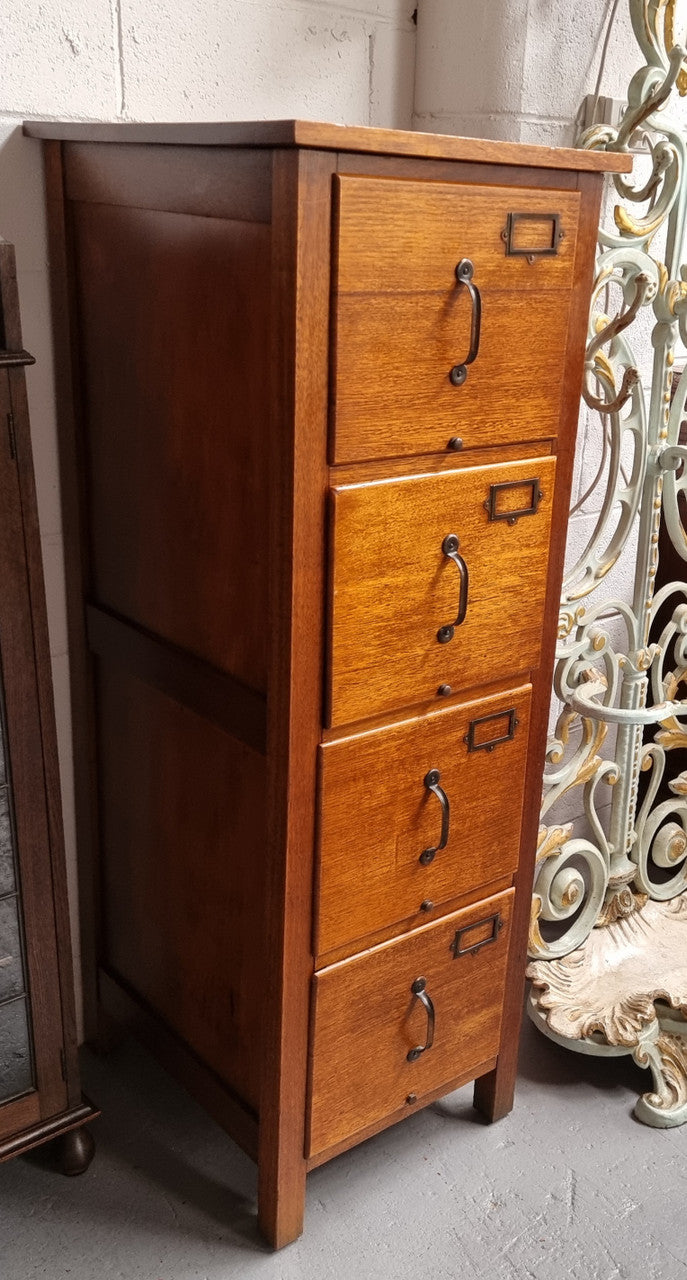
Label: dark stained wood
xmin=0 ymin=240 xmax=96 ymax=1158
xmin=44 ymin=141 xmax=102 ymax=1038
xmin=63 ymin=143 xmax=272 ymax=221
xmin=98 ymin=968 xmax=258 ymax=1161
xmin=257 ymin=147 xmax=333 ymax=1249
xmin=0 ymin=1092 xmax=40 ymax=1144
xmin=0 ymin=377 xmax=65 ymax=1119
xmin=307 ymin=889 xmax=514 ymax=1157
xmin=71 ymin=201 xmax=271 ymax=690
xmin=316 ymin=687 xmax=531 ymax=955
xmin=473 ymin=170 xmax=606 ymax=1124
xmin=328 ymin=457 xmax=556 ymax=726
xmin=96 ymin=663 xmax=267 ymax=1113
xmin=0 ymin=1099 xmax=98 ymax=1162
xmin=24 ymin=118 xmax=632 ymax=173
xmin=86 ymin=604 xmax=267 ymax=756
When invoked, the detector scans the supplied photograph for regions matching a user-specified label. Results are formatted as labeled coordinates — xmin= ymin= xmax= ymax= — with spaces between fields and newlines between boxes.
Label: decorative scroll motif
xmin=528 ymin=0 xmax=687 ymax=1125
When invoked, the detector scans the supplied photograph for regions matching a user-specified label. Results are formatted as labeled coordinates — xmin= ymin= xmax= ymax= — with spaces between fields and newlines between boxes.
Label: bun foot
xmin=55 ymin=1124 xmax=96 ymax=1175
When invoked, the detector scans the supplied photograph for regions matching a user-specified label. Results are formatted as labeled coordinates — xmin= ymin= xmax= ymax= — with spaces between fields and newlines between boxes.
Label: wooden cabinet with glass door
xmin=0 ymin=241 xmax=98 ymax=1173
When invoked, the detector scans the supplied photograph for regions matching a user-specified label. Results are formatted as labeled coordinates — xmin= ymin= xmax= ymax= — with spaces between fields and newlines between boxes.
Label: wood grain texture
xmin=331 ymin=176 xmax=579 ymax=463
xmin=473 ymin=170 xmax=606 ymax=1124
xmin=0 ymin=1093 xmax=41 ymax=1144
xmin=328 ymin=456 xmax=556 ymax=726
xmin=63 ymin=143 xmax=272 ymax=221
xmin=335 ymin=178 xmax=580 ymax=294
xmin=307 ymin=888 xmax=514 ymax=1157
xmin=316 ymin=686 xmax=531 ymax=955
xmin=86 ymin=604 xmax=267 ymax=756
xmin=330 ymin=437 xmax=554 ymax=485
xmin=333 ymin=289 xmax=573 ymax=462
xmin=71 ymin=201 xmax=271 ymax=690
xmin=257 ymin=148 xmax=333 ymax=1248
xmin=96 ymin=663 xmax=267 ymax=1112
xmin=24 ymin=118 xmax=633 ymax=173
xmin=306 ymin=1053 xmax=497 ymax=1169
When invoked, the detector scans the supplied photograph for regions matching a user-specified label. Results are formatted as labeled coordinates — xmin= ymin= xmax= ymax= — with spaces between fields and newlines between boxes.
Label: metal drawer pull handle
xmin=449 ymin=258 xmax=481 ymax=387
xmin=437 ymin=533 xmax=469 ymax=644
xmin=419 ymin=769 xmax=450 ymax=865
xmin=407 ymin=978 xmax=435 ymax=1061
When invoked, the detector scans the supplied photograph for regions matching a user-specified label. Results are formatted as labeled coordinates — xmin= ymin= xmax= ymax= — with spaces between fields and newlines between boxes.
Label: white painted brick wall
xmin=415 ymin=1 xmax=652 ymax=848
xmin=0 ymin=0 xmax=416 ymax=1028
xmin=0 ymin=0 xmax=646 ymax=1022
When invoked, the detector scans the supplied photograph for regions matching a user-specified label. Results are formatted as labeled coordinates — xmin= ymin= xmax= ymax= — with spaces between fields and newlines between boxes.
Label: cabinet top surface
xmin=23 ymin=118 xmax=631 ymax=173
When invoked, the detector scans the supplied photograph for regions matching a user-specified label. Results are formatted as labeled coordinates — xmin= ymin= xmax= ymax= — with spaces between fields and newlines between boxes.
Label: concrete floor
xmin=1 ymin=1014 xmax=686 ymax=1280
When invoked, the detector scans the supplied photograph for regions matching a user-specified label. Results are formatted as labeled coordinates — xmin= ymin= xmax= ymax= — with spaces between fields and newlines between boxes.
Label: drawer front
xmin=316 ymin=687 xmax=530 ymax=956
xmin=307 ymin=889 xmax=513 ymax=1157
xmin=331 ymin=176 xmax=581 ymax=463
xmin=328 ymin=456 xmax=555 ymax=727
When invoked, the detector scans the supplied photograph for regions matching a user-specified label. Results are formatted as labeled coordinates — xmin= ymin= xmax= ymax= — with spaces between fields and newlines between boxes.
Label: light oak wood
xmin=257 ymin=148 xmax=334 ymax=1249
xmin=307 ymin=888 xmax=514 ymax=1157
xmin=474 ymin=170 xmax=606 ymax=1125
xmin=316 ymin=686 xmax=531 ymax=955
xmin=36 ymin=120 xmax=622 ymax=1248
xmin=24 ymin=118 xmax=633 ymax=173
xmin=328 ymin=456 xmax=556 ymax=726
xmin=335 ymin=178 xmax=581 ymax=294
xmin=333 ymin=289 xmax=573 ymax=461
xmin=332 ymin=177 xmax=579 ymax=463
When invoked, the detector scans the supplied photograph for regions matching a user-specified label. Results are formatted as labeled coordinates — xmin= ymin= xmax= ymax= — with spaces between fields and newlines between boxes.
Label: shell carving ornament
xmin=527 ymin=0 xmax=687 ymax=1126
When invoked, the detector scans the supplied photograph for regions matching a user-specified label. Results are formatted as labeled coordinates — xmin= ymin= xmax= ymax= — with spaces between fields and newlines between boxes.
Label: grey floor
xmin=1 ymin=1013 xmax=686 ymax=1280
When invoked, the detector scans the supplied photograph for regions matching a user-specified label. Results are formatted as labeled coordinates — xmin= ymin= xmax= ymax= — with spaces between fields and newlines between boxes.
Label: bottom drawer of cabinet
xmin=306 ymin=888 xmax=513 ymax=1158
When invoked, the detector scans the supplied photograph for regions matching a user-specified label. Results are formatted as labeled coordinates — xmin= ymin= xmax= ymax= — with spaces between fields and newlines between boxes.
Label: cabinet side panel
xmin=97 ymin=662 xmax=266 ymax=1113
xmin=70 ymin=199 xmax=271 ymax=692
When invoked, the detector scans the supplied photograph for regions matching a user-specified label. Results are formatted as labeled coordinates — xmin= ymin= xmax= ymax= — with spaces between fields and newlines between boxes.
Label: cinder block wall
xmin=0 ymin=0 xmax=643 ymax=1023
xmin=0 ymin=0 xmax=416 ymax=1024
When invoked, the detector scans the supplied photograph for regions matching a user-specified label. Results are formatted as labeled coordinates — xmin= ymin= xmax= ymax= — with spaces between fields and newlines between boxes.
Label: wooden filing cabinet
xmin=27 ymin=118 xmax=629 ymax=1247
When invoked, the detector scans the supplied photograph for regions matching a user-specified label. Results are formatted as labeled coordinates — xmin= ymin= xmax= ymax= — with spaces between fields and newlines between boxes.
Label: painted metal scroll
xmin=528 ymin=0 xmax=687 ymax=1126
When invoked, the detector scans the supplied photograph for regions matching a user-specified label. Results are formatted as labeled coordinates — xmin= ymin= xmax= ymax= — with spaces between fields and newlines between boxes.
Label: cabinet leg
xmin=55 ymin=1124 xmax=96 ymax=1176
xmin=257 ymin=1160 xmax=306 ymax=1250
xmin=473 ymin=1060 xmax=516 ymax=1124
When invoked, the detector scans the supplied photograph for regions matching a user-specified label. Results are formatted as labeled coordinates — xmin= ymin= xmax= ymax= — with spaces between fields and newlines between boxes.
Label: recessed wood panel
xmin=308 ymin=889 xmax=513 ymax=1157
xmin=72 ymin=202 xmax=271 ymax=690
xmin=331 ymin=177 xmax=580 ymax=463
xmin=328 ymin=457 xmax=556 ymax=726
xmin=97 ymin=663 xmax=267 ymax=1112
xmin=316 ymin=687 xmax=530 ymax=956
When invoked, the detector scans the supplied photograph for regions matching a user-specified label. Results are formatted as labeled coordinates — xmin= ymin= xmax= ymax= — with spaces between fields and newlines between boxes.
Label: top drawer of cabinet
xmin=330 ymin=176 xmax=581 ymax=465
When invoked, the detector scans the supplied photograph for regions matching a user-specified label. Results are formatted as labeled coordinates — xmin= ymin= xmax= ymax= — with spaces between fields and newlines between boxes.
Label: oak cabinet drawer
xmin=307 ymin=889 xmax=514 ymax=1157
xmin=331 ymin=176 xmax=581 ymax=463
xmin=316 ymin=687 xmax=530 ymax=957
xmin=328 ymin=456 xmax=555 ymax=727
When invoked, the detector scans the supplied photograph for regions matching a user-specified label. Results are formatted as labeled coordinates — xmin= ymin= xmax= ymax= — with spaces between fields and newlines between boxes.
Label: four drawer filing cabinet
xmin=26 ymin=119 xmax=628 ymax=1247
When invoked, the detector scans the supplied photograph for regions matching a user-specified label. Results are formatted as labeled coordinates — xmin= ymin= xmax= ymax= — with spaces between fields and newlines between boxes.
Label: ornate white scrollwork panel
xmin=528 ymin=0 xmax=687 ymax=1126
